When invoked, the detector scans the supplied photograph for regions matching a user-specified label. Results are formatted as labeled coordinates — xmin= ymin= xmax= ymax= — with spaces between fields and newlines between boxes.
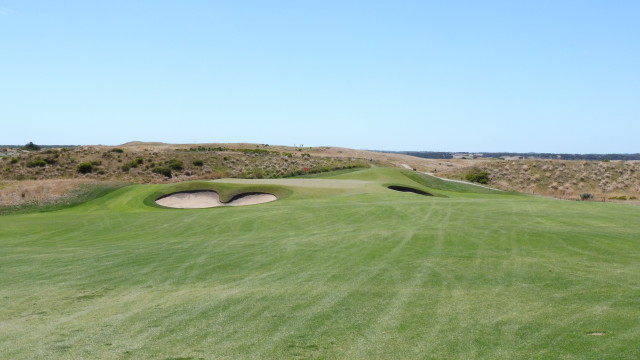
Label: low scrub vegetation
xmin=77 ymin=162 xmax=94 ymax=174
xmin=167 ymin=159 xmax=184 ymax=171
xmin=26 ymin=159 xmax=47 ymax=168
xmin=580 ymin=193 xmax=595 ymax=201
xmin=0 ymin=144 xmax=376 ymax=184
xmin=609 ymin=195 xmax=628 ymax=201
xmin=152 ymin=166 xmax=172 ymax=178
xmin=440 ymin=159 xmax=640 ymax=201
xmin=465 ymin=169 xmax=490 ymax=184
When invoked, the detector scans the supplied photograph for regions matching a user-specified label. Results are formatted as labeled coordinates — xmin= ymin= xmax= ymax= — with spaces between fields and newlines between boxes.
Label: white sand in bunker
xmin=156 ymin=191 xmax=276 ymax=209
xmin=226 ymin=193 xmax=277 ymax=206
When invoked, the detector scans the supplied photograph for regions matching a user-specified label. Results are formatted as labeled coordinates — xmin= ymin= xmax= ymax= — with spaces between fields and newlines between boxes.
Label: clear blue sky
xmin=1 ymin=1 xmax=639 ymax=153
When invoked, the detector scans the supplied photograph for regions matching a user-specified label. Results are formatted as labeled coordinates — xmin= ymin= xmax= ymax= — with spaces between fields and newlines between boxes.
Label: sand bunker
xmin=387 ymin=185 xmax=433 ymax=196
xmin=156 ymin=191 xmax=276 ymax=209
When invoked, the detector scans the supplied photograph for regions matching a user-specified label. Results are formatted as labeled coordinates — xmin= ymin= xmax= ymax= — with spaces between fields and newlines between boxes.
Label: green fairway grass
xmin=1 ymin=168 xmax=639 ymax=359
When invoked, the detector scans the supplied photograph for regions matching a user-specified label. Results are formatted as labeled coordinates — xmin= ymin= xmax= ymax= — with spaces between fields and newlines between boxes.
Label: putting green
xmin=1 ymin=168 xmax=639 ymax=359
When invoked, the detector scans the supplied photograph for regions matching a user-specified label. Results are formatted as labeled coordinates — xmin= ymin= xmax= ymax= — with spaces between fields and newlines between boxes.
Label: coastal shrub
xmin=77 ymin=162 xmax=94 ymax=174
xmin=121 ymin=164 xmax=131 ymax=172
xmin=580 ymin=193 xmax=594 ymax=201
xmin=167 ymin=159 xmax=183 ymax=171
xmin=181 ymin=146 xmax=228 ymax=152
xmin=192 ymin=159 xmax=204 ymax=167
xmin=10 ymin=158 xmax=18 ymax=164
xmin=126 ymin=158 xmax=143 ymax=168
xmin=153 ymin=166 xmax=172 ymax=178
xmin=111 ymin=148 xmax=124 ymax=153
xmin=465 ymin=170 xmax=490 ymax=184
xmin=26 ymin=159 xmax=47 ymax=168
xmin=608 ymin=196 xmax=627 ymax=201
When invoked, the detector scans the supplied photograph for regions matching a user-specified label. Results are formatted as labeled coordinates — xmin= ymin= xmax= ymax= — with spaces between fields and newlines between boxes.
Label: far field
xmin=1 ymin=167 xmax=639 ymax=359
xmin=2 ymin=142 xmax=640 ymax=203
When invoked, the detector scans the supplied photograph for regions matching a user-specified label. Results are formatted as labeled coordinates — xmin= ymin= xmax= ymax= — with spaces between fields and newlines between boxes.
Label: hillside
xmin=438 ymin=158 xmax=640 ymax=201
xmin=3 ymin=142 xmax=640 ymax=205
xmin=0 ymin=143 xmax=379 ymax=184
xmin=0 ymin=142 xmax=447 ymax=207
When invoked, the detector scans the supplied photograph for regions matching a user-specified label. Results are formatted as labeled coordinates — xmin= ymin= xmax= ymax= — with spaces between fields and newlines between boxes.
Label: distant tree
xmin=23 ymin=142 xmax=41 ymax=151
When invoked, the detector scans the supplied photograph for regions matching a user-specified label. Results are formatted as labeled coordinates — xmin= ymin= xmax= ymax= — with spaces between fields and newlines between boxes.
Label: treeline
xmin=1 ymin=144 xmax=79 ymax=149
xmin=385 ymin=151 xmax=640 ymax=161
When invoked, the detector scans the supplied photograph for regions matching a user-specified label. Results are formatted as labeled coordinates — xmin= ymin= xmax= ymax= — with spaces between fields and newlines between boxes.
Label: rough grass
xmin=0 ymin=179 xmax=91 ymax=206
xmin=0 ymin=180 xmax=129 ymax=215
xmin=440 ymin=159 xmax=640 ymax=201
xmin=1 ymin=168 xmax=639 ymax=359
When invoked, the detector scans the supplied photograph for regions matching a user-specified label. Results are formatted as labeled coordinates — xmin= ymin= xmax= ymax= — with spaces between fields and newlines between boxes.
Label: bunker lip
xmin=387 ymin=185 xmax=433 ymax=196
xmin=155 ymin=190 xmax=277 ymax=209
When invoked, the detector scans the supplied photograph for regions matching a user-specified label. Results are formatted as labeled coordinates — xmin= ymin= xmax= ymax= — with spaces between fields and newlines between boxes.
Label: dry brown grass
xmin=0 ymin=179 xmax=92 ymax=206
xmin=439 ymin=159 xmax=640 ymax=201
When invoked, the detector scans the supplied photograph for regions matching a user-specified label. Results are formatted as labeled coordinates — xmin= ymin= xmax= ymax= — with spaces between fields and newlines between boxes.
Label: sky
xmin=1 ymin=1 xmax=639 ymax=153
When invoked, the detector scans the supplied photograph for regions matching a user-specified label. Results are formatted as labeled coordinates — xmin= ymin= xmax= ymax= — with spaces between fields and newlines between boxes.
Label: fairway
xmin=1 ymin=168 xmax=639 ymax=359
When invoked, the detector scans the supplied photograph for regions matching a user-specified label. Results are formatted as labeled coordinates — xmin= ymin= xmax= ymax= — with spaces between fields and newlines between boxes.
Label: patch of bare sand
xmin=155 ymin=191 xmax=276 ymax=209
xmin=156 ymin=191 xmax=222 ymax=208
xmin=227 ymin=193 xmax=277 ymax=206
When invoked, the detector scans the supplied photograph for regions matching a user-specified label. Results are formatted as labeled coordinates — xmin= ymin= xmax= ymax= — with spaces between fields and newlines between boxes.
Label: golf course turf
xmin=1 ymin=168 xmax=639 ymax=359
